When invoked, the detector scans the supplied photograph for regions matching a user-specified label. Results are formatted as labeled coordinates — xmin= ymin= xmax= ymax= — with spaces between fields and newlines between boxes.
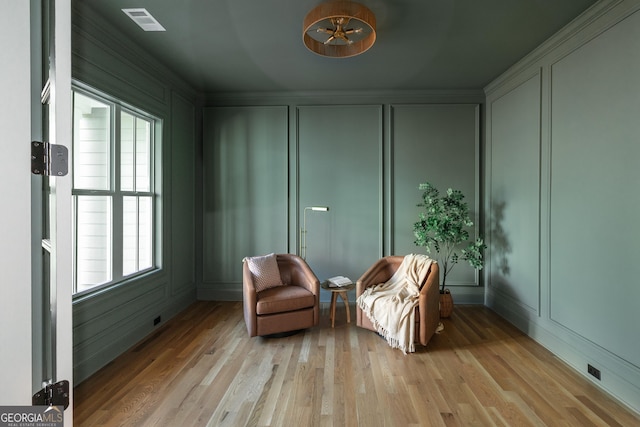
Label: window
xmin=72 ymin=87 xmax=159 ymax=295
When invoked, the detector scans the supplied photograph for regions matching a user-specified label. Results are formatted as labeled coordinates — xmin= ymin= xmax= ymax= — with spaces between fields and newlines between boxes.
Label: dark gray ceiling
xmin=76 ymin=0 xmax=598 ymax=93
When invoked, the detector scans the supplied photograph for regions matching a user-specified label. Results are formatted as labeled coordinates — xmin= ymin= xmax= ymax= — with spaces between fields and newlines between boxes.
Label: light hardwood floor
xmin=74 ymin=301 xmax=640 ymax=426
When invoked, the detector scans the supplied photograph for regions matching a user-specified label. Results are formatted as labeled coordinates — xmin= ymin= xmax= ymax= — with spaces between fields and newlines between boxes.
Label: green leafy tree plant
xmin=413 ymin=182 xmax=486 ymax=292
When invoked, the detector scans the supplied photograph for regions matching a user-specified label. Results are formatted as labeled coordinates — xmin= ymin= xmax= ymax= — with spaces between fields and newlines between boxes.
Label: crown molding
xmin=204 ymin=89 xmax=485 ymax=106
xmin=484 ymin=0 xmax=627 ymax=97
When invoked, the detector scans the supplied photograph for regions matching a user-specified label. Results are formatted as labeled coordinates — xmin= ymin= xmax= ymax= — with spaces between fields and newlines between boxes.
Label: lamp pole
xmin=300 ymin=206 xmax=329 ymax=259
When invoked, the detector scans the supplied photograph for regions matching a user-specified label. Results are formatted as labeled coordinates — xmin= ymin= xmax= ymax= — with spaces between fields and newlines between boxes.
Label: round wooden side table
xmin=321 ymin=281 xmax=356 ymax=328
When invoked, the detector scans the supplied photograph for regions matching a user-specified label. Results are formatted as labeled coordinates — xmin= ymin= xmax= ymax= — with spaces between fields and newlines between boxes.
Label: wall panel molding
xmin=199 ymin=97 xmax=484 ymax=304
xmin=486 ymin=73 xmax=542 ymax=314
xmin=484 ymin=0 xmax=624 ymax=97
xmin=202 ymin=106 xmax=289 ymax=286
xmin=170 ymin=92 xmax=197 ymax=296
xmin=390 ymin=104 xmax=481 ymax=288
xmin=548 ymin=6 xmax=640 ymax=369
xmin=297 ymin=104 xmax=383 ymax=284
xmin=485 ymin=0 xmax=640 ymax=413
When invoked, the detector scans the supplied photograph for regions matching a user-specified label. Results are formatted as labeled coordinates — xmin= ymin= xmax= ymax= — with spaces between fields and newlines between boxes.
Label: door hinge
xmin=31 ymin=141 xmax=68 ymax=176
xmin=32 ymin=380 xmax=70 ymax=410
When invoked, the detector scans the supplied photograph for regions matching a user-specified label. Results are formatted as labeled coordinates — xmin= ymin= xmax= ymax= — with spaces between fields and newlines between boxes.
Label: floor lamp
xmin=300 ymin=206 xmax=329 ymax=259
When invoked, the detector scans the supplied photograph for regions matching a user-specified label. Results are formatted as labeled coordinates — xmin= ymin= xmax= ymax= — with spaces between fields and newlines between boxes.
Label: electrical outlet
xmin=153 ymin=316 xmax=161 ymax=326
xmin=588 ymin=364 xmax=601 ymax=380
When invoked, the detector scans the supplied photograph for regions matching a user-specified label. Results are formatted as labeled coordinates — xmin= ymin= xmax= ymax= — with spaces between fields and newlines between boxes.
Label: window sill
xmin=72 ymin=267 xmax=162 ymax=304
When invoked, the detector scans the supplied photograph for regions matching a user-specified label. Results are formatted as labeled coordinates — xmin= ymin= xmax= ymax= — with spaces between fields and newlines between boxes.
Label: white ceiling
xmin=74 ymin=0 xmax=598 ymax=93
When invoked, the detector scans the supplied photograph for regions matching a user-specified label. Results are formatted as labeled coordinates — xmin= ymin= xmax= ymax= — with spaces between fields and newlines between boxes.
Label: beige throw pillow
xmin=245 ymin=253 xmax=284 ymax=292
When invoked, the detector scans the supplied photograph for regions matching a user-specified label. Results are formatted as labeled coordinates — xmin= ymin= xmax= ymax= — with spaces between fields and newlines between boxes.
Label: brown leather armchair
xmin=243 ymin=254 xmax=320 ymax=337
xmin=356 ymin=255 xmax=440 ymax=346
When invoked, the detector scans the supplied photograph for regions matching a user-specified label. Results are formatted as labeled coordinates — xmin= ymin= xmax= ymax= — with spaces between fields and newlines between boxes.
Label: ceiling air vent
xmin=122 ymin=8 xmax=166 ymax=32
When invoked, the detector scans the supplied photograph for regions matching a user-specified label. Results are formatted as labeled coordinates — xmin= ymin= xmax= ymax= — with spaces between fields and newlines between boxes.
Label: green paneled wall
xmin=171 ymin=93 xmax=197 ymax=296
xmin=391 ymin=104 xmax=481 ymax=287
xmin=485 ymin=1 xmax=640 ymax=413
xmin=201 ymin=100 xmax=482 ymax=302
xmin=549 ymin=9 xmax=640 ymax=368
xmin=487 ymin=75 xmax=541 ymax=312
xmin=298 ymin=105 xmax=383 ymax=283
xmin=201 ymin=106 xmax=289 ymax=299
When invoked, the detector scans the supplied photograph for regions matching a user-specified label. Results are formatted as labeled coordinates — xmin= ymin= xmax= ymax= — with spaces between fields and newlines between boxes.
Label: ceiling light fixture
xmin=302 ymin=1 xmax=376 ymax=58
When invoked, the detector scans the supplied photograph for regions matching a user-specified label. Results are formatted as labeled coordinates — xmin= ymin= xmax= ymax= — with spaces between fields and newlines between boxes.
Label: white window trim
xmin=71 ymin=84 xmax=161 ymax=298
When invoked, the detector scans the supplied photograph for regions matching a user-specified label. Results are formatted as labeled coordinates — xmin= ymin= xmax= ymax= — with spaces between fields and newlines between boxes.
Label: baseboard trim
xmin=486 ymin=288 xmax=640 ymax=416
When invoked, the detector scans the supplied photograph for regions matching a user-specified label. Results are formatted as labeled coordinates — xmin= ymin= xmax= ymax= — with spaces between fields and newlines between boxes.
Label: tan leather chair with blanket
xmin=356 ymin=255 xmax=440 ymax=347
xmin=243 ymin=253 xmax=320 ymax=337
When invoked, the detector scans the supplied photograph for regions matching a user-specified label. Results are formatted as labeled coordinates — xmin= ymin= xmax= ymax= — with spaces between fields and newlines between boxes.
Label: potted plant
xmin=413 ymin=181 xmax=486 ymax=317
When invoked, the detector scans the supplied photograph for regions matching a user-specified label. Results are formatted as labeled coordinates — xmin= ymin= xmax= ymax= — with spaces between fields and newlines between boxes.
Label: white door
xmin=0 ymin=0 xmax=34 ymax=403
xmin=0 ymin=1 xmax=73 ymax=424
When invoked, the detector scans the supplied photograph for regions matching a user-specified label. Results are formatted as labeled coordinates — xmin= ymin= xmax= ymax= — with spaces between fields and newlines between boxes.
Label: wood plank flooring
xmin=74 ymin=301 xmax=640 ymax=426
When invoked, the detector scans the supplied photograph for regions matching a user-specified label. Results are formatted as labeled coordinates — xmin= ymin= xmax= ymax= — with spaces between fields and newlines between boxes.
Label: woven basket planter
xmin=439 ymin=289 xmax=453 ymax=318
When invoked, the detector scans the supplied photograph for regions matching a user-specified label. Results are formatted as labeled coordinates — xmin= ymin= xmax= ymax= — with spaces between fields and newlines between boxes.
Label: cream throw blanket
xmin=357 ymin=254 xmax=434 ymax=354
